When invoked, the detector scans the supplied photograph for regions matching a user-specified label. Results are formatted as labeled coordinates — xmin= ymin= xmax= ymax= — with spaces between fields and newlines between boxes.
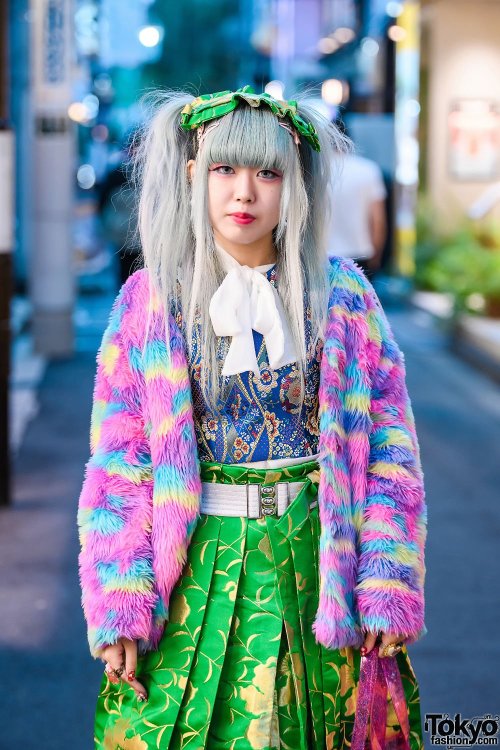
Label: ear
xmin=187 ymin=159 xmax=196 ymax=182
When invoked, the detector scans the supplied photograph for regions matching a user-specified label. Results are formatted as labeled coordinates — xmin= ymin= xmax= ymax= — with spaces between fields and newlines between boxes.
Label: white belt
xmin=200 ymin=480 xmax=317 ymax=519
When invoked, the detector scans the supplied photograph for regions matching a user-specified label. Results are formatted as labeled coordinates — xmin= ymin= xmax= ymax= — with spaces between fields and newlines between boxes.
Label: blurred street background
xmin=0 ymin=1 xmax=499 ymax=748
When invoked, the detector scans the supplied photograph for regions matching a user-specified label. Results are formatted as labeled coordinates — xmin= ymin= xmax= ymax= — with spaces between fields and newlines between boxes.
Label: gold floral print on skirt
xmin=94 ymin=460 xmax=424 ymax=749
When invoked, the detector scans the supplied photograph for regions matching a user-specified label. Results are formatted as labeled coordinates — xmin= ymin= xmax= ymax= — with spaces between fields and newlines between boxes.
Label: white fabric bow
xmin=209 ymin=247 xmax=297 ymax=377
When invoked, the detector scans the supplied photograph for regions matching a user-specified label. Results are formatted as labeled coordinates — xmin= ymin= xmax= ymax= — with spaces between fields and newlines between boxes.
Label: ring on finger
xmin=104 ymin=662 xmax=125 ymax=679
xmin=381 ymin=641 xmax=404 ymax=658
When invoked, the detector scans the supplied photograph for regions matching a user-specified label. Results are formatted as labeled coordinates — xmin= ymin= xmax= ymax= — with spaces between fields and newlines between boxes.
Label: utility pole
xmin=31 ymin=0 xmax=75 ymax=357
xmin=0 ymin=0 xmax=14 ymax=506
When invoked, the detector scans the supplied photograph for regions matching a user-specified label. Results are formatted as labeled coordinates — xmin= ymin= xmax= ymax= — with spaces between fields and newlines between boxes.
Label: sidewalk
xmin=373 ymin=276 xmax=500 ymax=385
xmin=411 ymin=289 xmax=500 ymax=383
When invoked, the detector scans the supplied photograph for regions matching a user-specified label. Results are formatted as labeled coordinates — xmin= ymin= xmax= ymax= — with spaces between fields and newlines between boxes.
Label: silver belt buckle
xmin=259 ymin=484 xmax=277 ymax=517
xmin=259 ymin=483 xmax=290 ymax=517
xmin=246 ymin=482 xmax=291 ymax=518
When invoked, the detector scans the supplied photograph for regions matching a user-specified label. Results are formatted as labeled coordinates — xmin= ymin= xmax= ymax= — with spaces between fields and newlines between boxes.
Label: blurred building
xmin=420 ymin=0 xmax=500 ymax=228
xmin=10 ymin=0 xmax=416 ymax=294
xmin=10 ymin=0 xmax=33 ymax=290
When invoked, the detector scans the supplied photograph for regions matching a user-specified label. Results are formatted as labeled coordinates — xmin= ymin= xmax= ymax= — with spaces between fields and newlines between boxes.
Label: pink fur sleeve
xmin=355 ymin=286 xmax=428 ymax=643
xmin=77 ymin=277 xmax=157 ymax=658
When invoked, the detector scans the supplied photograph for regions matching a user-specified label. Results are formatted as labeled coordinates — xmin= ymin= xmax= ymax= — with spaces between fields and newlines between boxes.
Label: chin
xmin=219 ymin=232 xmax=260 ymax=246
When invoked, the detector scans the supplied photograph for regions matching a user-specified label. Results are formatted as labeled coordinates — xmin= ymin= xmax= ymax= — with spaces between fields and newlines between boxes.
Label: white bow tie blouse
xmin=209 ymin=245 xmax=298 ymax=377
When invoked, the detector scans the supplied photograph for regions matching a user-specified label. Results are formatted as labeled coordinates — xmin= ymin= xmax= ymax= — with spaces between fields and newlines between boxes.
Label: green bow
xmin=180 ymin=85 xmax=321 ymax=152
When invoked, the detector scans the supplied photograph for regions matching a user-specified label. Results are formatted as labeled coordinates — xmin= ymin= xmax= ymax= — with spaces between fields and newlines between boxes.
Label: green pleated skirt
xmin=94 ymin=460 xmax=424 ymax=750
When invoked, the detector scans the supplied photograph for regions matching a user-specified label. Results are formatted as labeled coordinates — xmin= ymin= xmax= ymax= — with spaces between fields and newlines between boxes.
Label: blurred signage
xmin=33 ymin=0 xmax=72 ymax=107
xmin=448 ymin=100 xmax=500 ymax=181
xmin=43 ymin=0 xmax=65 ymax=84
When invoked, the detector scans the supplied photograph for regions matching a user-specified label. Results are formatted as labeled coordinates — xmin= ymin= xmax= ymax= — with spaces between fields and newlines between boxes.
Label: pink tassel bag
xmin=351 ymin=648 xmax=412 ymax=750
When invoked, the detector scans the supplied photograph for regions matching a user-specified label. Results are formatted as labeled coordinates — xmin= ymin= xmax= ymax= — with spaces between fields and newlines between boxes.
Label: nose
xmin=234 ymin=169 xmax=255 ymax=203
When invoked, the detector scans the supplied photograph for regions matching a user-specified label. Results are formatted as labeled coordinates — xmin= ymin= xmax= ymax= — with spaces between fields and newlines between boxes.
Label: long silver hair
xmin=133 ymin=90 xmax=351 ymax=409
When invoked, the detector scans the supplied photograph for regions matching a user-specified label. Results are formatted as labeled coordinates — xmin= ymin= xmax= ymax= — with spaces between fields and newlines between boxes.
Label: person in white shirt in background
xmin=328 ymin=121 xmax=388 ymax=279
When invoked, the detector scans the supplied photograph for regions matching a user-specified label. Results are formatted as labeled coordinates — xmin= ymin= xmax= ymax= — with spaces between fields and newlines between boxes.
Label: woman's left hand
xmin=361 ymin=630 xmax=406 ymax=658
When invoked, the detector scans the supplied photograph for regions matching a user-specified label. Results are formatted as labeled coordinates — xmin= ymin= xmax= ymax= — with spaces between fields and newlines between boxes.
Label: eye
xmin=258 ymin=169 xmax=282 ymax=180
xmin=209 ymin=164 xmax=234 ymax=175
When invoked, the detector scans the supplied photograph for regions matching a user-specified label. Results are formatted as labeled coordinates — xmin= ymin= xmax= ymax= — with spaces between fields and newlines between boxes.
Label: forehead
xmin=201 ymin=106 xmax=293 ymax=172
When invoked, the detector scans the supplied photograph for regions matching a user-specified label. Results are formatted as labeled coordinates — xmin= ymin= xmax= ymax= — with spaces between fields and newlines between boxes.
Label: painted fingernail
xmin=127 ymin=670 xmax=135 ymax=681
xmin=137 ymin=693 xmax=147 ymax=702
xmin=360 ymin=646 xmax=367 ymax=656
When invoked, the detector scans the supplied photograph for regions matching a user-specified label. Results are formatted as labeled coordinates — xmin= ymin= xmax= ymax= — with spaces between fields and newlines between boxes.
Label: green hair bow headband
xmin=180 ymin=85 xmax=321 ymax=152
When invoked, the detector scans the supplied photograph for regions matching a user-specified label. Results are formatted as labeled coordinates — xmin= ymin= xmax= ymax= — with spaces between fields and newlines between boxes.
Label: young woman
xmin=78 ymin=86 xmax=427 ymax=750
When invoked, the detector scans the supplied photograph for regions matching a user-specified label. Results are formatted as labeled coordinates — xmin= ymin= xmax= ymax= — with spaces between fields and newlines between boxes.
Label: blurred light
xmin=91 ymin=124 xmax=109 ymax=142
xmin=386 ymin=1 xmax=403 ymax=17
xmin=68 ymin=97 xmax=99 ymax=125
xmin=321 ymin=79 xmax=345 ymax=106
xmin=360 ymin=37 xmax=379 ymax=57
xmin=388 ymin=25 xmax=407 ymax=42
xmin=94 ymin=73 xmax=113 ymax=97
xmin=396 ymin=136 xmax=419 ymax=186
xmin=318 ymin=37 xmax=339 ymax=55
xmin=405 ymin=99 xmax=421 ymax=118
xmin=250 ymin=23 xmax=274 ymax=55
xmin=77 ymin=164 xmax=96 ymax=190
xmin=68 ymin=102 xmax=90 ymax=123
xmin=82 ymin=94 xmax=99 ymax=119
xmin=265 ymin=80 xmax=285 ymax=100
xmin=138 ymin=25 xmax=162 ymax=47
xmin=467 ymin=293 xmax=485 ymax=312
xmin=333 ymin=27 xmax=356 ymax=44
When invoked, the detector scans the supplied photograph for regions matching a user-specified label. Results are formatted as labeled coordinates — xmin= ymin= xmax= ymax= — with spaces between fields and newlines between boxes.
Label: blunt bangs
xmin=200 ymin=104 xmax=296 ymax=172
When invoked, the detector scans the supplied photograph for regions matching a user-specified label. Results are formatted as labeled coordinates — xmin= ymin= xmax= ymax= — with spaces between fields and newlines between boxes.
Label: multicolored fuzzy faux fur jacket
xmin=77 ymin=257 xmax=427 ymax=658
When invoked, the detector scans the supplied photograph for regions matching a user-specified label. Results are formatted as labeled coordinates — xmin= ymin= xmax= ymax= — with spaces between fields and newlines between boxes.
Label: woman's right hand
xmin=101 ymin=638 xmax=148 ymax=702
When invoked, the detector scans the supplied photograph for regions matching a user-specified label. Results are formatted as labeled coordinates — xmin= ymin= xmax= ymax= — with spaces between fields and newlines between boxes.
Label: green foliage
xmin=414 ymin=198 xmax=444 ymax=290
xmin=415 ymin=197 xmax=500 ymax=315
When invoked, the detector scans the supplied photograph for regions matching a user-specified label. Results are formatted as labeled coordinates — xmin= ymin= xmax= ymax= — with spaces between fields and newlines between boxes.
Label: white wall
xmin=424 ymin=0 xmax=500 ymax=227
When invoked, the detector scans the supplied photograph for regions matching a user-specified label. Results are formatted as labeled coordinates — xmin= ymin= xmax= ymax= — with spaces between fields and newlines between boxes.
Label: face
xmin=189 ymin=159 xmax=283 ymax=256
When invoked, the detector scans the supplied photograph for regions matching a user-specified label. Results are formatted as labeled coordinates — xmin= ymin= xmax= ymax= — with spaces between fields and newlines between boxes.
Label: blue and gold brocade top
xmin=177 ymin=266 xmax=322 ymax=464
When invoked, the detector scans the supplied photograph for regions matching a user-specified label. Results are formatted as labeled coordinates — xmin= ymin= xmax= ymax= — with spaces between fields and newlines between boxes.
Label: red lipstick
xmin=230 ymin=212 xmax=256 ymax=225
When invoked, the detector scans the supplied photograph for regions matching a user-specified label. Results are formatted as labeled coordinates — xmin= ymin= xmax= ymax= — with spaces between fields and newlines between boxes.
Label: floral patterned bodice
xmin=177 ymin=266 xmax=322 ymax=464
